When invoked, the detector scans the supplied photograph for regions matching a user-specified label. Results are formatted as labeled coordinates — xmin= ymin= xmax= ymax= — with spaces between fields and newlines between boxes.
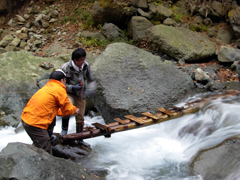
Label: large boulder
xmin=91 ymin=42 xmax=194 ymax=123
xmin=191 ymin=138 xmax=240 ymax=180
xmin=0 ymin=51 xmax=67 ymax=127
xmin=91 ymin=0 xmax=128 ymax=26
xmin=146 ymin=25 xmax=216 ymax=62
xmin=0 ymin=142 xmax=99 ymax=180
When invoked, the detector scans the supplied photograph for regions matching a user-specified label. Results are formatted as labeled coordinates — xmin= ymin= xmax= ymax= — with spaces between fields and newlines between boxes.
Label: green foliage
xmin=124 ymin=7 xmax=131 ymax=11
xmin=189 ymin=23 xmax=209 ymax=32
xmin=78 ymin=34 xmax=137 ymax=49
xmin=173 ymin=13 xmax=184 ymax=23
xmin=82 ymin=12 xmax=95 ymax=30
xmin=60 ymin=7 xmax=95 ymax=29
xmin=150 ymin=13 xmax=162 ymax=25
xmin=61 ymin=16 xmax=76 ymax=24
xmin=79 ymin=37 xmax=102 ymax=47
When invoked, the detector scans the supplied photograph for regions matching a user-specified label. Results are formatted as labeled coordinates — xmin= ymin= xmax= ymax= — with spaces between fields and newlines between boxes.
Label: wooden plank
xmin=141 ymin=112 xmax=159 ymax=120
xmin=124 ymin=115 xmax=145 ymax=124
xmin=92 ymin=123 xmax=111 ymax=132
xmin=114 ymin=118 xmax=127 ymax=125
xmin=157 ymin=107 xmax=173 ymax=116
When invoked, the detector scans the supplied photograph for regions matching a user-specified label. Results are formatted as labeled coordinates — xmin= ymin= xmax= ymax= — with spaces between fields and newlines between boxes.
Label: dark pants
xmin=22 ymin=120 xmax=52 ymax=155
xmin=62 ymin=94 xmax=85 ymax=133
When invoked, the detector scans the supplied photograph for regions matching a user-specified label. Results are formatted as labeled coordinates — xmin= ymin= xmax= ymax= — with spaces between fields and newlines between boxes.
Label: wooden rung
xmin=141 ymin=112 xmax=159 ymax=120
xmin=92 ymin=123 xmax=111 ymax=132
xmin=124 ymin=115 xmax=145 ymax=124
xmin=114 ymin=118 xmax=127 ymax=124
xmin=157 ymin=107 xmax=173 ymax=116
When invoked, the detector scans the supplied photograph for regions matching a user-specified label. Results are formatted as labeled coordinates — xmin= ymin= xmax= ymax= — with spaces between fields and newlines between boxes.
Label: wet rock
xmin=218 ymin=46 xmax=240 ymax=62
xmin=0 ymin=142 xmax=99 ymax=180
xmin=191 ymin=138 xmax=240 ymax=180
xmin=51 ymin=133 xmax=92 ymax=160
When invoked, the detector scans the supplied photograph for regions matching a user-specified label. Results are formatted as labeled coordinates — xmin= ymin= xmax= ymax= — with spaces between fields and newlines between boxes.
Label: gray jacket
xmin=61 ymin=60 xmax=96 ymax=98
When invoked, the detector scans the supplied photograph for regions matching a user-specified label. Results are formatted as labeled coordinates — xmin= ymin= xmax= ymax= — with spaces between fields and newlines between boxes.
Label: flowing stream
xmin=1 ymin=93 xmax=240 ymax=179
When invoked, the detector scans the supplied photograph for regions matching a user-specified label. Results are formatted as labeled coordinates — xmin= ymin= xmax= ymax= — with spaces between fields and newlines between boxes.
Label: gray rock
xmin=191 ymin=139 xmax=240 ymax=180
xmin=218 ymin=46 xmax=240 ymax=62
xmin=146 ymin=25 xmax=216 ymax=61
xmin=211 ymin=1 xmax=226 ymax=16
xmin=0 ymin=142 xmax=99 ymax=180
xmin=80 ymin=30 xmax=105 ymax=41
xmin=10 ymin=37 xmax=21 ymax=47
xmin=228 ymin=7 xmax=240 ymax=39
xmin=0 ymin=47 xmax=6 ymax=53
xmin=16 ymin=15 xmax=26 ymax=22
xmin=130 ymin=0 xmax=148 ymax=9
xmin=193 ymin=16 xmax=203 ymax=23
xmin=205 ymin=80 xmax=226 ymax=91
xmin=91 ymin=42 xmax=194 ymax=123
xmin=163 ymin=18 xmax=177 ymax=27
xmin=42 ymin=40 xmax=72 ymax=56
xmin=128 ymin=16 xmax=153 ymax=41
xmin=203 ymin=18 xmax=213 ymax=26
xmin=156 ymin=5 xmax=173 ymax=19
xmin=207 ymin=27 xmax=216 ymax=38
xmin=216 ymin=28 xmax=233 ymax=44
xmin=137 ymin=8 xmax=152 ymax=19
xmin=102 ymin=23 xmax=127 ymax=41
xmin=195 ymin=68 xmax=210 ymax=83
xmin=0 ymin=34 xmax=14 ymax=47
xmin=5 ymin=45 xmax=19 ymax=52
xmin=149 ymin=3 xmax=157 ymax=14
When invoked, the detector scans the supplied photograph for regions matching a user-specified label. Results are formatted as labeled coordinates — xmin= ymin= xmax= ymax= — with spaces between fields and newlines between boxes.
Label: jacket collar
xmin=48 ymin=79 xmax=66 ymax=89
xmin=70 ymin=59 xmax=85 ymax=72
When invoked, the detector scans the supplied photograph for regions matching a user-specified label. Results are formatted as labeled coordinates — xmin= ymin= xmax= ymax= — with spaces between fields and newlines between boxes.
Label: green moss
xmin=173 ymin=13 xmax=184 ymax=22
xmin=189 ymin=23 xmax=209 ymax=32
xmin=98 ymin=0 xmax=115 ymax=8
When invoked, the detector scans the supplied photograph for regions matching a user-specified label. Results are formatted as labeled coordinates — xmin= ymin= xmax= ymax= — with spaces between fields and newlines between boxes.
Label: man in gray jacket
xmin=60 ymin=48 xmax=96 ymax=137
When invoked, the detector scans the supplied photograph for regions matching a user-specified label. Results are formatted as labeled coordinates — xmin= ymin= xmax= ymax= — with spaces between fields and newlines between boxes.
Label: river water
xmin=1 ymin=92 xmax=240 ymax=180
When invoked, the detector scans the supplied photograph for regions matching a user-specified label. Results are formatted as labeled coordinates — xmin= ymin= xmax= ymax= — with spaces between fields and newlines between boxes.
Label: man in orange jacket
xmin=21 ymin=69 xmax=79 ymax=155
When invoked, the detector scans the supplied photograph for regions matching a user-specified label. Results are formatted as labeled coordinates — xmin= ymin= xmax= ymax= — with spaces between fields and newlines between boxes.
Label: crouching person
xmin=21 ymin=69 xmax=79 ymax=155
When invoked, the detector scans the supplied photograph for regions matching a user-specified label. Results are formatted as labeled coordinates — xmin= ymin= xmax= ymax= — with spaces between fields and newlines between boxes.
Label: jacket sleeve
xmin=56 ymin=89 xmax=76 ymax=116
xmin=83 ymin=63 xmax=96 ymax=99
xmin=60 ymin=62 xmax=74 ymax=93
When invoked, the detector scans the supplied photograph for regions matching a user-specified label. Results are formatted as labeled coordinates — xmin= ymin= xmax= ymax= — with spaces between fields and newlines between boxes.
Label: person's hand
xmin=72 ymin=84 xmax=82 ymax=91
xmin=75 ymin=108 xmax=79 ymax=115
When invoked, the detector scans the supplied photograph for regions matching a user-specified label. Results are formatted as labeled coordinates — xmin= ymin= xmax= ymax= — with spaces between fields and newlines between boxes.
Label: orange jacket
xmin=21 ymin=79 xmax=77 ymax=129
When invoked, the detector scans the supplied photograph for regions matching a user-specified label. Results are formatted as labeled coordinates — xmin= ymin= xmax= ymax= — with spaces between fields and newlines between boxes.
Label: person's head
xmin=72 ymin=48 xmax=86 ymax=67
xmin=49 ymin=69 xmax=66 ymax=85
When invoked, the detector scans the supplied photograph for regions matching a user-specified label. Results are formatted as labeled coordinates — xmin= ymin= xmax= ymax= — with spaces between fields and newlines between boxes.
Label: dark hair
xmin=72 ymin=48 xmax=86 ymax=61
xmin=49 ymin=70 xmax=66 ymax=81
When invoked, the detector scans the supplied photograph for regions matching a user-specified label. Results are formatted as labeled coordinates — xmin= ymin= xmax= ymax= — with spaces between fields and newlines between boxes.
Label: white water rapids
xmin=1 ymin=93 xmax=240 ymax=179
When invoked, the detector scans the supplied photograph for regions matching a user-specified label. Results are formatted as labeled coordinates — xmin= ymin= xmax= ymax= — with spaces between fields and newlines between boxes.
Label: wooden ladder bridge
xmin=61 ymin=90 xmax=240 ymax=143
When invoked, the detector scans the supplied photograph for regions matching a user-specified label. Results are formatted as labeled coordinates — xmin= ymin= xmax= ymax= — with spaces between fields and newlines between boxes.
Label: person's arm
xmin=56 ymin=88 xmax=77 ymax=116
xmin=60 ymin=62 xmax=76 ymax=93
xmin=83 ymin=63 xmax=96 ymax=99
